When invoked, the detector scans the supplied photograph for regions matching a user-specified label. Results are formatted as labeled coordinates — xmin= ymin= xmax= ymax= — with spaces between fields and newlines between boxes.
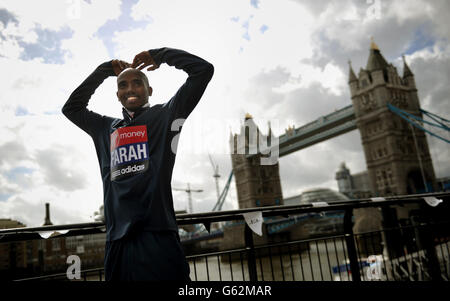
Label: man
xmin=62 ymin=47 xmax=214 ymax=281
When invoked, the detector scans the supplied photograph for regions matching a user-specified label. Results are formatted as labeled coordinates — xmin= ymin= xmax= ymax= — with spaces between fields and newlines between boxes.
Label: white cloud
xmin=387 ymin=0 xmax=434 ymax=24
xmin=0 ymin=114 xmax=103 ymax=226
xmin=1 ymin=0 xmax=121 ymax=33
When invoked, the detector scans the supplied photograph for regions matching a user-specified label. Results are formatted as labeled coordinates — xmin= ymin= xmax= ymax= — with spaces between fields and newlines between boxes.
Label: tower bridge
xmin=180 ymin=40 xmax=449 ymax=257
xmin=220 ymin=39 xmax=448 ymax=253
xmin=232 ymin=39 xmax=440 ymax=210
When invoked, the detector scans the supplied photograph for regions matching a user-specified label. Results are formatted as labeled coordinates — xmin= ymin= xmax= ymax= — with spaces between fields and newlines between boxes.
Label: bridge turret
xmin=402 ymin=54 xmax=416 ymax=90
xmin=348 ymin=60 xmax=359 ymax=97
xmin=335 ymin=162 xmax=353 ymax=196
xmin=349 ymin=39 xmax=437 ymax=198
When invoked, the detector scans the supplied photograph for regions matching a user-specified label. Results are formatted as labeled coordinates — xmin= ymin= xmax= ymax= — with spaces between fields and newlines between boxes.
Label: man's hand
xmin=131 ymin=51 xmax=160 ymax=71
xmin=112 ymin=59 xmax=131 ymax=76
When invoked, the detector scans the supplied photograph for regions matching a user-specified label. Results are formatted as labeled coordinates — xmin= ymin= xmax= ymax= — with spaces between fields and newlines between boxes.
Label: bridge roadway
xmin=247 ymin=105 xmax=357 ymax=158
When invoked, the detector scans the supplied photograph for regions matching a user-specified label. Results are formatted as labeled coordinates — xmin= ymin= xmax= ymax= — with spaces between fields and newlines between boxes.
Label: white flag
xmin=371 ymin=197 xmax=386 ymax=202
xmin=243 ymin=211 xmax=263 ymax=236
xmin=38 ymin=230 xmax=69 ymax=239
xmin=38 ymin=231 xmax=54 ymax=239
xmin=423 ymin=196 xmax=443 ymax=207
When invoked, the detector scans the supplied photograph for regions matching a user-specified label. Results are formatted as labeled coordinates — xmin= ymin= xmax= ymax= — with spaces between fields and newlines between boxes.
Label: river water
xmin=187 ymin=239 xmax=354 ymax=281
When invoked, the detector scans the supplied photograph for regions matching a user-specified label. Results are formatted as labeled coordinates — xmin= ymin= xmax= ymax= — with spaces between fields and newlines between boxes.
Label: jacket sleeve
xmin=149 ymin=48 xmax=214 ymax=121
xmin=62 ymin=61 xmax=116 ymax=137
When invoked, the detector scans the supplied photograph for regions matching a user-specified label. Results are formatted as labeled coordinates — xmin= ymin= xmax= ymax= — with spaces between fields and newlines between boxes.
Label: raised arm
xmin=132 ymin=48 xmax=214 ymax=120
xmin=62 ymin=60 xmax=129 ymax=136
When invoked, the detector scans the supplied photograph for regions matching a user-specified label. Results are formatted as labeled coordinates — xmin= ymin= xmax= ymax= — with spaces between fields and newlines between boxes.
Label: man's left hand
xmin=131 ymin=51 xmax=160 ymax=71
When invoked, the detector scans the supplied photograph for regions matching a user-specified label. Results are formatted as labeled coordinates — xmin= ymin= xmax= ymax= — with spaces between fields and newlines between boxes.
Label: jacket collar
xmin=122 ymin=103 xmax=150 ymax=122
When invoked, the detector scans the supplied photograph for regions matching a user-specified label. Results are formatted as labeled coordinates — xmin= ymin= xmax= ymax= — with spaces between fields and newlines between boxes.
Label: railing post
xmin=411 ymin=214 xmax=443 ymax=281
xmin=381 ymin=207 xmax=403 ymax=259
xmin=344 ymin=209 xmax=361 ymax=282
xmin=244 ymin=224 xmax=258 ymax=281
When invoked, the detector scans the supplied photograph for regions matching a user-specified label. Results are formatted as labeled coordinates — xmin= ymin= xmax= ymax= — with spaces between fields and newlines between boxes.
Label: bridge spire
xmin=348 ymin=60 xmax=358 ymax=83
xmin=402 ymin=54 xmax=414 ymax=78
xmin=370 ymin=36 xmax=380 ymax=51
xmin=366 ymin=37 xmax=388 ymax=71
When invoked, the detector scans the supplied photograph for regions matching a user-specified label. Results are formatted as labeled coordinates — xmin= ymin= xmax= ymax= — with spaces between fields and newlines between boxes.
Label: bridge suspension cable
xmin=387 ymin=103 xmax=450 ymax=144
xmin=212 ymin=171 xmax=234 ymax=212
xmin=420 ymin=108 xmax=450 ymax=129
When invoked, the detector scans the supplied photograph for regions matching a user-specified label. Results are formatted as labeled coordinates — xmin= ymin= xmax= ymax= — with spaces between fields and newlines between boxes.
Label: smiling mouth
xmin=127 ymin=96 xmax=138 ymax=101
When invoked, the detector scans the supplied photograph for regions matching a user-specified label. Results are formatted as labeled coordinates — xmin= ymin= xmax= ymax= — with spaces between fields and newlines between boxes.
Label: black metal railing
xmin=1 ymin=192 xmax=449 ymax=281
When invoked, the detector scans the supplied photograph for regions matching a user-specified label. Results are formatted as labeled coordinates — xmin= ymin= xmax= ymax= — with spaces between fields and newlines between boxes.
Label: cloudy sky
xmin=1 ymin=0 xmax=449 ymax=227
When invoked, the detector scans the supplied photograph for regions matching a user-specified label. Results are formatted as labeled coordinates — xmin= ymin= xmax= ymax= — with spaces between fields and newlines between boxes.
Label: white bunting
xmin=37 ymin=230 xmax=69 ymax=239
xmin=371 ymin=197 xmax=386 ymax=202
xmin=423 ymin=196 xmax=443 ymax=207
xmin=312 ymin=202 xmax=328 ymax=207
xmin=38 ymin=231 xmax=54 ymax=239
xmin=243 ymin=211 xmax=263 ymax=236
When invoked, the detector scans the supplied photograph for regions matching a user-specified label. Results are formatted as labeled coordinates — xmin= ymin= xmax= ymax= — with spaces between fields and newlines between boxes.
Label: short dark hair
xmin=117 ymin=68 xmax=150 ymax=88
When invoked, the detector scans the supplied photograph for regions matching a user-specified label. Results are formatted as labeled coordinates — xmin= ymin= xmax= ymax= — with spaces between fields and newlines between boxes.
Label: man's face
xmin=116 ymin=68 xmax=152 ymax=112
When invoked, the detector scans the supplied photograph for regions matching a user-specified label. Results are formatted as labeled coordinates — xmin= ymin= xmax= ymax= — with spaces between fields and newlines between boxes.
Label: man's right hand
xmin=112 ymin=59 xmax=131 ymax=76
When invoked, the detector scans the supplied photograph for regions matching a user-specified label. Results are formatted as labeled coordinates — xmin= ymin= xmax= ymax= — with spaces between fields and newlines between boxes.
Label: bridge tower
xmin=349 ymin=40 xmax=437 ymax=200
xmin=229 ymin=113 xmax=283 ymax=209
xmin=349 ymin=40 xmax=439 ymax=257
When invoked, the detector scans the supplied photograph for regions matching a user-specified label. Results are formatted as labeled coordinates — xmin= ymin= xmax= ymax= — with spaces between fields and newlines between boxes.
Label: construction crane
xmin=173 ymin=183 xmax=203 ymax=214
xmin=208 ymin=154 xmax=221 ymax=203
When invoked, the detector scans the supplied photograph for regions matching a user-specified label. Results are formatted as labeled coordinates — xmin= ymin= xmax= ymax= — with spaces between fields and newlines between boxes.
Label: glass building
xmin=284 ymin=188 xmax=351 ymax=206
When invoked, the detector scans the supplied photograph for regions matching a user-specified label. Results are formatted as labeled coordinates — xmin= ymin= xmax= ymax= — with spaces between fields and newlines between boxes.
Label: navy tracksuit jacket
xmin=62 ymin=48 xmax=214 ymax=280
